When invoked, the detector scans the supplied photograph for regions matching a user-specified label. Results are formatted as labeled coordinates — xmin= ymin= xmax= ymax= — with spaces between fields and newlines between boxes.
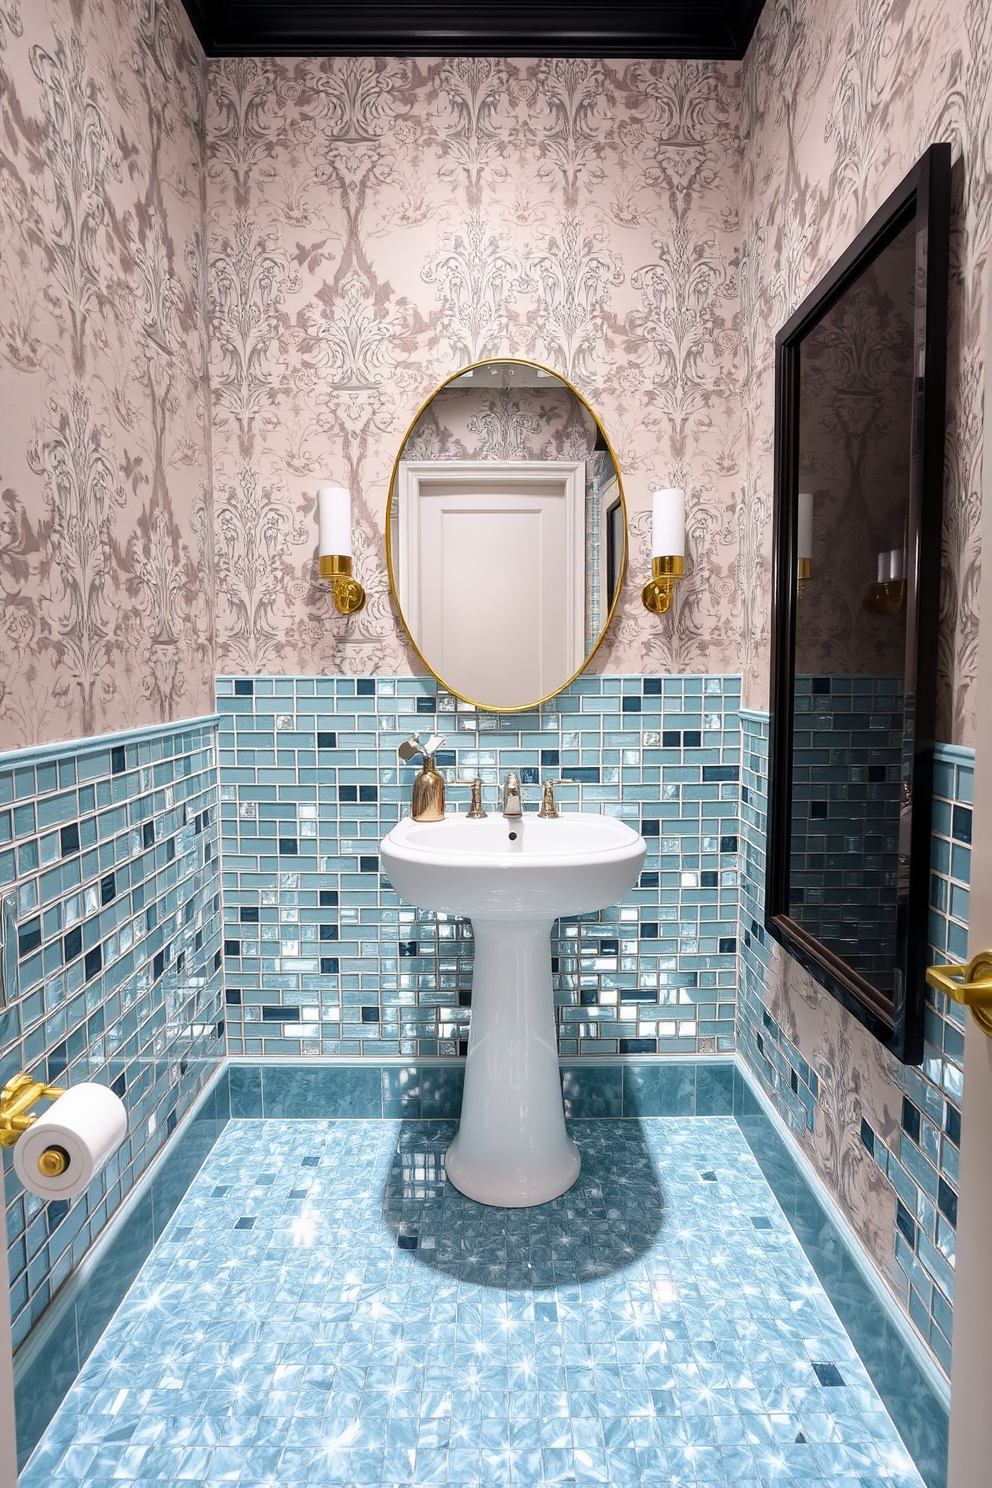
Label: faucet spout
xmin=502 ymin=772 xmax=522 ymax=817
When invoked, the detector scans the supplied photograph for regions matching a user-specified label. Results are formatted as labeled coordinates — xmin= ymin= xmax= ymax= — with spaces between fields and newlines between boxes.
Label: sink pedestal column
xmin=444 ymin=915 xmax=580 ymax=1207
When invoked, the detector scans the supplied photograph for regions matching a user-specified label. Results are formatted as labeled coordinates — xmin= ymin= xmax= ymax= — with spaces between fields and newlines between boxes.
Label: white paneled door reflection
xmin=397 ymin=460 xmax=585 ymax=708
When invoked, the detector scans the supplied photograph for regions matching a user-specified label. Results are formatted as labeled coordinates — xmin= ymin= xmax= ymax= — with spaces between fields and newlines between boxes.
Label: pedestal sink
xmin=380 ymin=812 xmax=646 ymax=1207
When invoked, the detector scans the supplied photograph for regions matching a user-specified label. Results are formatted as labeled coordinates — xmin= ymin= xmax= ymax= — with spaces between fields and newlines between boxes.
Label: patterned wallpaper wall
xmin=738 ymin=0 xmax=992 ymax=748
xmin=730 ymin=0 xmax=992 ymax=1371
xmin=0 ymin=0 xmax=214 ymax=754
xmin=204 ymin=55 xmax=745 ymax=682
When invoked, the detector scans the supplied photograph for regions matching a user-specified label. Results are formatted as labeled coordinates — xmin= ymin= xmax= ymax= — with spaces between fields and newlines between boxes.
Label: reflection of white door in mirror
xmin=397 ymin=460 xmax=585 ymax=709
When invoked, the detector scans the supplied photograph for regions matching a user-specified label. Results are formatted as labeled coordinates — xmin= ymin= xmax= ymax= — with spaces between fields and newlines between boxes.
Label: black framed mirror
xmin=766 ymin=143 xmax=951 ymax=1064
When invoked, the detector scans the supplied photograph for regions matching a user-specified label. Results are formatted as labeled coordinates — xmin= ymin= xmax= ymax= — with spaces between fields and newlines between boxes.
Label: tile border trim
xmin=0 ymin=713 xmax=221 ymax=772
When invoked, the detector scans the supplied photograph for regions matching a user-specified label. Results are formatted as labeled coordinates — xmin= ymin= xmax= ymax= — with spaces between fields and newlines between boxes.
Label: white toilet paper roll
xmin=14 ymin=1083 xmax=127 ymax=1199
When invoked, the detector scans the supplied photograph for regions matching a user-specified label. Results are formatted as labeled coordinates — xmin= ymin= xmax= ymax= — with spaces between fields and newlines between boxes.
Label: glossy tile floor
xmin=20 ymin=1119 xmax=924 ymax=1487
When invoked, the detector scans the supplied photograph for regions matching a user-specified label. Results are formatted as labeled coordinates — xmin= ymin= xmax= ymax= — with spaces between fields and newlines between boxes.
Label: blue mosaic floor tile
xmin=19 ymin=1118 xmax=924 ymax=1488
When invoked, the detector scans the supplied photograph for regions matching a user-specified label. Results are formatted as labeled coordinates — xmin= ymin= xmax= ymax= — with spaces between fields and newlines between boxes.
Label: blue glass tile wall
xmin=0 ymin=718 xmax=224 ymax=1354
xmin=738 ymin=712 xmax=968 ymax=1379
xmin=217 ymin=674 xmax=742 ymax=1059
xmin=790 ymin=676 xmax=904 ymax=985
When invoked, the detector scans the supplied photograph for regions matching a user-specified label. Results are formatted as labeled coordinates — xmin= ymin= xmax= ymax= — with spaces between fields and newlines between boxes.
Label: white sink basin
xmin=380 ymin=811 xmax=646 ymax=1208
xmin=381 ymin=811 xmax=645 ymax=920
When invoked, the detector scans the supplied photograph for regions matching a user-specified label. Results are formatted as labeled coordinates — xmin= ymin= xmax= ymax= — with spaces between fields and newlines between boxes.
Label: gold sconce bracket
xmin=926 ymin=952 xmax=992 ymax=1036
xmin=0 ymin=1071 xmax=64 ymax=1147
xmin=864 ymin=578 xmax=906 ymax=616
xmin=642 ymin=556 xmax=684 ymax=615
xmin=320 ymin=555 xmax=366 ymax=615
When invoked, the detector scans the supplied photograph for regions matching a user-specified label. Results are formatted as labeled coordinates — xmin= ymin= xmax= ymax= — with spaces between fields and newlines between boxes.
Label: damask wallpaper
xmin=203 ymin=56 xmax=745 ymax=682
xmin=738 ymin=0 xmax=992 ymax=749
xmin=0 ymin=0 xmax=214 ymax=753
xmin=735 ymin=0 xmax=992 ymax=1363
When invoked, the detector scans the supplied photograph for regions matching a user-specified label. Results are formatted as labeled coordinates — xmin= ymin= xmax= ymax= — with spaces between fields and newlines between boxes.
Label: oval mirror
xmin=386 ymin=359 xmax=626 ymax=712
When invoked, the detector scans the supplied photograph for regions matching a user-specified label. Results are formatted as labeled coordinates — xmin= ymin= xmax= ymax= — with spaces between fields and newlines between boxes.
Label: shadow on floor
xmin=380 ymin=1118 xmax=664 ymax=1288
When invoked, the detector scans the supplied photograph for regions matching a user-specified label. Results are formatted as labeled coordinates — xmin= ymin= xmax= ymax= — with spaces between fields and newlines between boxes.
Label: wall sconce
xmin=642 ymin=487 xmax=685 ymax=614
xmin=318 ymin=485 xmax=366 ymax=614
xmin=797 ymin=491 xmax=813 ymax=581
xmin=865 ymin=547 xmax=906 ymax=615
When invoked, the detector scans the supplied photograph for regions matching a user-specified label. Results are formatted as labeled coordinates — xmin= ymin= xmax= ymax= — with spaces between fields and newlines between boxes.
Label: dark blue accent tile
xmin=702 ymin=766 xmax=739 ymax=783
xmin=901 ymin=1098 xmax=921 ymax=1145
xmin=623 ymin=1063 xmax=696 ymax=1117
xmin=718 ymin=936 xmax=736 ymax=953
xmin=239 ymin=906 xmax=259 ymax=923
xmin=540 ymin=749 xmax=559 ymax=766
xmin=662 ymin=730 xmax=681 ymax=748
xmin=320 ymin=957 xmax=339 ymax=974
xmin=416 ymin=696 xmax=437 ymax=713
xmin=18 ymin=917 xmax=41 ymax=957
xmin=560 ymin=1065 xmax=623 ymax=1118
xmin=812 ymin=677 xmax=831 ymax=694
xmin=278 ymin=838 xmax=298 ymax=855
xmin=621 ymin=696 xmax=641 ymax=712
xmin=952 ymin=805 xmax=972 ymax=844
xmin=262 ymin=1005 xmax=299 ymax=1022
xmin=944 ymin=1103 xmax=961 ymax=1146
xmin=110 ymin=745 xmax=126 ymax=774
xmin=360 ymin=855 xmax=379 ymax=873
xmin=59 ymin=823 xmax=80 ymax=856
xmin=338 ymin=785 xmax=358 ymax=802
xmin=560 ymin=767 xmax=600 ymax=783
xmin=234 ymin=679 xmax=254 ymax=695
xmin=859 ymin=1118 xmax=875 ymax=1155
xmin=319 ymin=889 xmax=339 ymax=907
xmin=751 ymin=1215 xmax=772 ymax=1230
xmin=682 ymin=731 xmax=701 ymax=747
xmin=361 ymin=1006 xmax=380 ymax=1023
xmin=619 ymin=1037 xmax=657 ymax=1054
xmin=235 ymin=1217 xmax=256 ymax=1230
xmin=396 ymin=1233 xmax=418 ymax=1250
xmin=641 ymin=819 xmax=659 ymax=837
xmin=937 ymin=1178 xmax=958 ymax=1228
xmin=643 ymin=678 xmax=662 ymax=694
xmin=317 ymin=731 xmax=337 ymax=748
xmin=812 ymin=1363 xmax=845 ymax=1387
xmin=260 ymin=1064 xmax=382 ymax=1119
xmin=356 ymin=679 xmax=376 ymax=696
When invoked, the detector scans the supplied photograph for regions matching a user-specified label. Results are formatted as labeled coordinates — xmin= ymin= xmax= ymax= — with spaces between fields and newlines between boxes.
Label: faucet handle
xmin=451 ymin=776 xmax=487 ymax=819
xmin=538 ymin=780 xmax=559 ymax=818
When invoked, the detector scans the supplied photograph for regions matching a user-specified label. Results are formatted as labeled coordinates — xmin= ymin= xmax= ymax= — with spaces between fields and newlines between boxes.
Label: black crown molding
xmin=180 ymin=0 xmax=767 ymax=59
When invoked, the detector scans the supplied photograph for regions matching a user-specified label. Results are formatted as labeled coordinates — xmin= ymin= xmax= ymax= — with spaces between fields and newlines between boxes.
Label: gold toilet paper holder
xmin=0 ymin=1072 xmax=66 ymax=1171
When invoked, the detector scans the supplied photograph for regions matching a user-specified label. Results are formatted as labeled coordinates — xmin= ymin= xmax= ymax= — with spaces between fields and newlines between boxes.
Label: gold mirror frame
xmin=385 ymin=358 xmax=628 ymax=713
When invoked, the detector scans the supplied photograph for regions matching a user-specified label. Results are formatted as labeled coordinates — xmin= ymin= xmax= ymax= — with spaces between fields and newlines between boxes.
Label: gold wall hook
xmin=320 ymin=554 xmax=366 ymax=614
xmin=642 ymin=555 xmax=684 ymax=614
xmin=0 ymin=1071 xmax=65 ymax=1147
xmin=926 ymin=952 xmax=992 ymax=1036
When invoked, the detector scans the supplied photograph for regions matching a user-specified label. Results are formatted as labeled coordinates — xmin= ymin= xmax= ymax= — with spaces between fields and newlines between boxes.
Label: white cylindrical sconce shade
xmin=318 ymin=485 xmax=352 ymax=558
xmin=889 ymin=547 xmax=905 ymax=580
xmin=651 ymin=488 xmax=685 ymax=558
xmin=797 ymin=492 xmax=814 ymax=563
